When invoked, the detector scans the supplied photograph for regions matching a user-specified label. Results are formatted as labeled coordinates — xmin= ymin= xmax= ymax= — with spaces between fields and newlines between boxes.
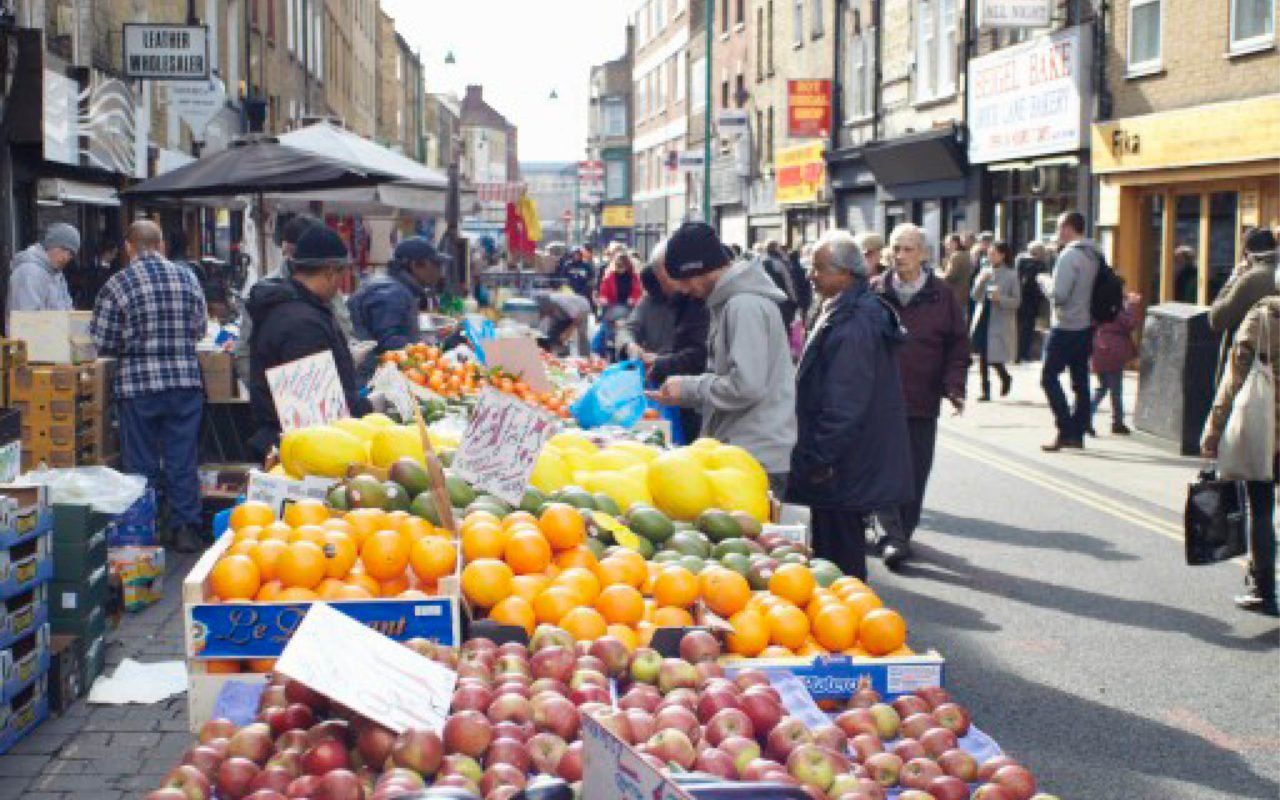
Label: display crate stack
xmin=0 ymin=340 xmax=27 ymax=409
xmin=9 ymin=360 xmax=118 ymax=472
xmin=48 ymin=502 xmax=111 ymax=700
xmin=0 ymin=483 xmax=53 ymax=754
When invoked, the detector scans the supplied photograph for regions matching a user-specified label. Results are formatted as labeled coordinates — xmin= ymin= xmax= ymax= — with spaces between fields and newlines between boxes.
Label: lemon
xmin=361 ymin=412 xmax=397 ymax=428
xmin=549 ymin=431 xmax=598 ymax=455
xmin=610 ymin=440 xmax=661 ymax=462
xmin=648 ymin=450 xmax=715 ymax=521
xmin=589 ymin=448 xmax=645 ymax=472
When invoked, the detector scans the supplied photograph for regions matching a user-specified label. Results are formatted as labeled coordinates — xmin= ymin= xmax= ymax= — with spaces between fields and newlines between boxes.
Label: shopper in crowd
xmin=90 ymin=221 xmax=208 ymax=553
xmin=594 ymin=251 xmax=643 ymax=358
xmin=1209 ymin=228 xmax=1278 ymax=348
xmin=941 ymin=233 xmax=974 ymax=317
xmin=7 ymin=222 xmax=78 ymax=323
xmin=871 ymin=223 xmax=969 ymax=569
xmin=536 ymin=290 xmax=593 ymax=357
xmin=1090 ymin=290 xmax=1141 ymax=436
xmin=348 ymin=237 xmax=449 ymax=372
xmin=788 ymin=230 xmax=913 ymax=580
xmin=856 ymin=232 xmax=886 ymax=277
xmin=971 ymin=241 xmax=1021 ymax=401
xmin=558 ymin=247 xmax=596 ymax=314
xmin=1015 ymin=241 xmax=1049 ymax=362
xmin=1039 ymin=211 xmax=1102 ymax=452
xmin=761 ymin=239 xmax=807 ymax=330
xmin=650 ymin=222 xmax=796 ymax=495
xmin=246 ymin=226 xmax=371 ymax=459
xmin=1202 ymin=291 xmax=1280 ymax=617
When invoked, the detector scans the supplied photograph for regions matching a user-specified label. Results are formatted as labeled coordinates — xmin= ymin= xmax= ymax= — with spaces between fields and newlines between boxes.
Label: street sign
xmin=678 ymin=151 xmax=705 ymax=172
xmin=717 ymin=109 xmax=749 ymax=134
xmin=123 ymin=24 xmax=210 ymax=81
xmin=976 ymin=0 xmax=1052 ymax=28
xmin=166 ymin=76 xmax=226 ymax=139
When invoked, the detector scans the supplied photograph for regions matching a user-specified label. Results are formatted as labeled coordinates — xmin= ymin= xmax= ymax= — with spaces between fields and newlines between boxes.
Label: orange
xmin=504 ymin=529 xmax=552 ymax=575
xmin=559 ymin=607 xmax=608 ymax=642
xmin=797 ymin=638 xmax=828 ymax=657
xmin=700 ymin=568 xmax=752 ymax=618
xmin=766 ymin=603 xmax=810 ymax=650
xmin=594 ymin=557 xmax=633 ymax=589
xmin=461 ymin=559 xmax=514 ymax=609
xmin=322 ymin=518 xmax=355 ymax=537
xmin=346 ymin=572 xmax=381 ymax=598
xmin=606 ymin=623 xmax=639 ymax=652
xmin=554 ymin=545 xmax=598 ymax=571
xmin=361 ymin=529 xmax=411 ymax=581
xmin=255 ymin=580 xmax=283 ymax=602
xmin=843 ymin=591 xmax=884 ymax=625
xmin=533 ymin=586 xmax=580 ymax=625
xmin=462 ymin=509 xmax=501 ymax=530
xmin=379 ymin=575 xmax=410 ymax=597
xmin=726 ymin=608 xmax=770 ymax=657
xmin=553 ymin=567 xmax=601 ymax=605
xmin=228 ymin=540 xmax=257 ymax=557
xmin=858 ymin=608 xmax=907 ymax=656
xmin=636 ymin=621 xmax=657 ymax=647
xmin=247 ymin=658 xmax=277 ymax=673
xmin=769 ymin=564 xmax=816 ymax=607
xmin=652 ymin=566 xmax=700 ymax=609
xmin=502 ymin=511 xmax=539 ymax=531
xmin=290 ymin=524 xmax=327 ymax=546
xmin=831 ymin=576 xmax=872 ymax=598
xmin=210 ymin=555 xmax=261 ymax=601
xmin=230 ymin=501 xmax=275 ymax=530
xmin=204 ymin=659 xmax=242 ymax=674
xmin=232 ymin=525 xmax=263 ymax=543
xmin=333 ymin=583 xmax=374 ymax=600
xmin=760 ymin=645 xmax=794 ymax=659
xmin=812 ymin=603 xmax=858 ymax=652
xmin=284 ymin=498 xmax=330 ymax=527
xmin=344 ymin=509 xmax=389 ymax=546
xmin=410 ymin=536 xmax=458 ymax=583
xmin=321 ymin=531 xmax=359 ymax=579
xmin=260 ymin=521 xmax=295 ymax=543
xmin=401 ymin=516 xmax=438 ymax=541
xmin=276 ymin=541 xmax=326 ymax=589
xmin=316 ymin=578 xmax=347 ymax=600
xmin=612 ymin=550 xmax=649 ymax=585
xmin=250 ymin=539 xmax=288 ymax=583
xmin=461 ymin=520 xmax=508 ymax=562
xmin=489 ymin=596 xmax=537 ymax=637
xmin=511 ymin=574 xmax=551 ymax=603
xmin=806 ymin=593 xmax=843 ymax=624
xmin=539 ymin=504 xmax=587 ymax=551
xmin=276 ymin=587 xmax=319 ymax=602
xmin=595 ymin=584 xmax=645 ymax=626
xmin=398 ymin=589 xmax=431 ymax=599
xmin=652 ymin=605 xmax=694 ymax=627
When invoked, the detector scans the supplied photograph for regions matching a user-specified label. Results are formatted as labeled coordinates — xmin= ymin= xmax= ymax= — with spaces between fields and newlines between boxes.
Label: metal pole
xmin=703 ymin=0 xmax=713 ymax=223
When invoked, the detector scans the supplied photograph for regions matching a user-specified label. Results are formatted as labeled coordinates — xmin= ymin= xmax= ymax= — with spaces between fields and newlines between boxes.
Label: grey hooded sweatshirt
xmin=7 ymin=244 xmax=73 ymax=319
xmin=1039 ymin=238 xmax=1102 ymax=331
xmin=675 ymin=259 xmax=797 ymax=473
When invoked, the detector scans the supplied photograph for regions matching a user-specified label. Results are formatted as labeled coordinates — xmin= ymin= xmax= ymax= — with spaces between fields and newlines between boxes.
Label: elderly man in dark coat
xmin=786 ymin=230 xmax=914 ymax=580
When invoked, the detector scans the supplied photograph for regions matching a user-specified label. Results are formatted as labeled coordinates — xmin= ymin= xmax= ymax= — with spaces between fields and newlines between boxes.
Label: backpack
xmin=1090 ymin=251 xmax=1124 ymax=324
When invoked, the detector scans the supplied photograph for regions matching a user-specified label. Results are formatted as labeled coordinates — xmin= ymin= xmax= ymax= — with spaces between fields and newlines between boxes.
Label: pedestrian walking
xmin=1202 ymin=293 xmax=1280 ymax=617
xmin=787 ymin=231 xmax=913 ymax=580
xmin=871 ymin=223 xmax=970 ymax=568
xmin=940 ymin=233 xmax=973 ymax=316
xmin=89 ymin=221 xmax=208 ymax=553
xmin=1015 ymin=242 xmax=1049 ymax=362
xmin=971 ymin=241 xmax=1021 ymax=401
xmin=7 ymin=222 xmax=78 ymax=323
xmin=649 ymin=222 xmax=797 ymax=495
xmin=1039 ymin=211 xmax=1102 ymax=452
xmin=246 ymin=226 xmax=372 ymax=459
xmin=348 ymin=237 xmax=449 ymax=372
xmin=856 ymin=232 xmax=886 ymax=277
xmin=1090 ymin=291 xmax=1141 ymax=435
xmin=1208 ymin=228 xmax=1278 ymax=346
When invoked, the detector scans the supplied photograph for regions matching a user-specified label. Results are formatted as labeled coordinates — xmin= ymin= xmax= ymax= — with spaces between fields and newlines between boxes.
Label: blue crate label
xmin=887 ymin=664 xmax=943 ymax=694
xmin=189 ymin=598 xmax=457 ymax=658
xmin=768 ymin=671 xmax=829 ymax=728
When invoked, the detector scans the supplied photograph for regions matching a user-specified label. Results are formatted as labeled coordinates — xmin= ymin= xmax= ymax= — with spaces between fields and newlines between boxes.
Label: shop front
xmin=828 ymin=148 xmax=877 ymax=235
xmin=775 ymin=142 xmax=831 ymax=249
xmin=968 ymin=25 xmax=1093 ymax=251
xmin=747 ymin=175 xmax=783 ymax=247
xmin=599 ymin=203 xmax=635 ymax=249
xmin=1093 ymin=95 xmax=1280 ymax=308
xmin=633 ymin=197 xmax=668 ymax=260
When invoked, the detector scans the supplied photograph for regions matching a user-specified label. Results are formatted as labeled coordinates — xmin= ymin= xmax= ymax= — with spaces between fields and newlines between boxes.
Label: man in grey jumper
xmin=1038 ymin=211 xmax=1101 ymax=451
xmin=7 ymin=223 xmax=79 ymax=326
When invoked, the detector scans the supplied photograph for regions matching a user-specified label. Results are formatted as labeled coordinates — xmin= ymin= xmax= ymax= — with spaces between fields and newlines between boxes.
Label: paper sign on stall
xmin=275 ymin=602 xmax=456 ymax=734
xmin=452 ymin=388 xmax=558 ymax=506
xmin=244 ymin=470 xmax=337 ymax=516
xmin=483 ymin=336 xmax=553 ymax=394
xmin=266 ymin=351 xmax=349 ymax=432
xmin=370 ymin=362 xmax=418 ymax=421
xmin=582 ymin=714 xmax=694 ymax=800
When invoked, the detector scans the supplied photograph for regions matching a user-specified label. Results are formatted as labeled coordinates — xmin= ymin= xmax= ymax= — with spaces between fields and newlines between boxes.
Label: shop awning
xmin=279 ymin=122 xmax=447 ymax=189
xmin=863 ymin=126 xmax=967 ymax=187
xmin=37 ymin=178 xmax=120 ymax=207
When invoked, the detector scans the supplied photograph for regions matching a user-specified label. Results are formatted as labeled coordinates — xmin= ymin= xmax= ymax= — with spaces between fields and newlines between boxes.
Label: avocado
xmin=473 ymin=494 xmax=513 ymax=516
xmin=584 ymin=537 xmax=606 ymax=560
xmin=677 ymin=555 xmax=706 ymax=575
xmin=720 ymin=552 xmax=751 ymax=577
xmin=347 ymin=475 xmax=389 ymax=509
xmin=624 ymin=537 xmax=655 ymax=559
xmin=809 ymin=560 xmax=844 ymax=587
xmin=553 ymin=486 xmax=598 ymax=511
xmin=669 ymin=530 xmax=712 ymax=559
xmin=382 ymin=482 xmax=411 ymax=512
xmin=712 ymin=539 xmax=752 ymax=560
xmin=388 ymin=458 xmax=431 ymax=497
xmin=627 ymin=506 xmax=676 ymax=544
xmin=444 ymin=471 xmax=478 ymax=508
xmin=695 ymin=509 xmax=742 ymax=543
xmin=729 ymin=510 xmax=763 ymax=539
xmin=519 ymin=488 xmax=547 ymax=514
xmin=410 ymin=492 xmax=445 ymax=526
xmin=326 ymin=484 xmax=350 ymax=511
xmin=652 ymin=550 xmax=681 ymax=564
xmin=592 ymin=493 xmax=622 ymax=517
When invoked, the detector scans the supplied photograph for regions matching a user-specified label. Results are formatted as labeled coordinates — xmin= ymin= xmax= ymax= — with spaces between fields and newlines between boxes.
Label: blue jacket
xmin=786 ymin=283 xmax=915 ymax=512
xmin=348 ymin=267 xmax=428 ymax=353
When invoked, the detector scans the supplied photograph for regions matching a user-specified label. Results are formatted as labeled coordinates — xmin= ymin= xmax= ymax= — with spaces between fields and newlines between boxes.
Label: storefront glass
xmin=1173 ymin=195 xmax=1201 ymax=304
xmin=1207 ymin=192 xmax=1239 ymax=302
xmin=1140 ymin=194 xmax=1165 ymax=303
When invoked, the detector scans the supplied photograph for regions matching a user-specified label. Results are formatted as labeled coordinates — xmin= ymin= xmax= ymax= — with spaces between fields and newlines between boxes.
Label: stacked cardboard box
xmin=0 ymin=341 xmax=27 ymax=409
xmin=49 ymin=503 xmax=109 ymax=694
xmin=9 ymin=360 xmax=117 ymax=471
xmin=0 ymin=486 xmax=52 ymax=753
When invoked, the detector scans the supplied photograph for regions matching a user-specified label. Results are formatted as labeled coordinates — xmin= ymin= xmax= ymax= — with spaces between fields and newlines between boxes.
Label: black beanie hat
xmin=1244 ymin=227 xmax=1277 ymax=255
xmin=291 ymin=226 xmax=349 ymax=270
xmin=664 ymin=222 xmax=731 ymax=279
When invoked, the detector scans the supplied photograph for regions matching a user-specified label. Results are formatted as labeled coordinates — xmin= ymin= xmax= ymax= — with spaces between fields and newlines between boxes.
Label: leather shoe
xmin=1042 ymin=437 xmax=1084 ymax=452
xmin=1112 ymin=423 xmax=1132 ymax=435
xmin=881 ymin=541 xmax=911 ymax=570
xmin=1235 ymin=592 xmax=1279 ymax=616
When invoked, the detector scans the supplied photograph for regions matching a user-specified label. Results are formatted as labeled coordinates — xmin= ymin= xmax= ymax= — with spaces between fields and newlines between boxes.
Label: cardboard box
xmin=7 ymin=311 xmax=95 ymax=364
xmin=48 ymin=564 xmax=107 ymax=621
xmin=106 ymin=489 xmax=155 ymax=547
xmin=0 ymin=534 xmax=53 ymax=599
xmin=52 ymin=526 xmax=107 ymax=582
xmin=107 ymin=546 xmax=163 ymax=612
xmin=0 ymin=679 xmax=49 ymax=755
xmin=9 ymin=363 xmax=96 ymax=403
xmin=47 ymin=634 xmax=81 ymax=714
xmin=0 ymin=623 xmax=49 ymax=703
xmin=198 ymin=350 xmax=237 ymax=401
xmin=0 ymin=486 xmax=51 ymax=549
xmin=0 ymin=586 xmax=47 ymax=651
xmin=79 ymin=633 xmax=105 ymax=689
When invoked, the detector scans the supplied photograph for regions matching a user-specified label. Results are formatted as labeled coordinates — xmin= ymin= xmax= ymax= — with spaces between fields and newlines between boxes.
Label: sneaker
xmin=1000 ymin=375 xmax=1013 ymax=397
xmin=977 ymin=393 xmax=992 ymax=403
xmin=1042 ymin=437 xmax=1084 ymax=452
xmin=1112 ymin=423 xmax=1132 ymax=435
xmin=173 ymin=525 xmax=205 ymax=554
xmin=1235 ymin=592 xmax=1279 ymax=616
xmin=881 ymin=540 xmax=912 ymax=570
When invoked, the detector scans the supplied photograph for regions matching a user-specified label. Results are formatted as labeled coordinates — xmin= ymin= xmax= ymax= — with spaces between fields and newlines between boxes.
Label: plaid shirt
xmin=90 ymin=253 xmax=208 ymax=399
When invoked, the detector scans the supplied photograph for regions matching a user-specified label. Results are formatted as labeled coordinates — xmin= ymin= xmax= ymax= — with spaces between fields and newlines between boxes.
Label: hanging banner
xmin=976 ymin=0 xmax=1052 ymax=28
xmin=787 ymin=80 xmax=832 ymax=139
xmin=775 ymin=142 xmax=827 ymax=205
xmin=123 ymin=24 xmax=210 ymax=81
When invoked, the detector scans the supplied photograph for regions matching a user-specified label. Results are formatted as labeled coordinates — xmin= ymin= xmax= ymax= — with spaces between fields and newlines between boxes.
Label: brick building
xmin=588 ymin=28 xmax=636 ymax=248
xmin=703 ymin=0 xmax=753 ymax=247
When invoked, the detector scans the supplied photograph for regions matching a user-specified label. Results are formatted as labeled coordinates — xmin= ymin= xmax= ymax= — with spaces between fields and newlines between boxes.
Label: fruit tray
xmin=0 ymin=532 xmax=53 ymax=599
xmin=182 ymin=535 xmax=463 ymax=661
xmin=0 ymin=486 xmax=51 ymax=550
xmin=0 ymin=585 xmax=47 ymax=650
xmin=0 ymin=678 xmax=49 ymax=755
xmin=722 ymin=652 xmax=946 ymax=702
xmin=0 ymin=622 xmax=49 ymax=704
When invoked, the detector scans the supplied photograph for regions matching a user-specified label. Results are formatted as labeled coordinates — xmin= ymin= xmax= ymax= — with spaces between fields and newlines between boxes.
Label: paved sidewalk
xmin=0 ymin=552 xmax=197 ymax=800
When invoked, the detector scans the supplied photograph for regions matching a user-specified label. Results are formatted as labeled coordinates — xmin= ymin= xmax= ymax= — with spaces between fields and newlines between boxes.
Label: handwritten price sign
xmin=582 ymin=714 xmax=694 ymax=800
xmin=266 ymin=351 xmax=350 ymax=432
xmin=453 ymin=388 xmax=558 ymax=506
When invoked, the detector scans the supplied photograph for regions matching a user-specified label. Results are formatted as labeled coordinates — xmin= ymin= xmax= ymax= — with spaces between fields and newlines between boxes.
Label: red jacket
xmin=599 ymin=269 xmax=642 ymax=307
xmin=872 ymin=271 xmax=971 ymax=419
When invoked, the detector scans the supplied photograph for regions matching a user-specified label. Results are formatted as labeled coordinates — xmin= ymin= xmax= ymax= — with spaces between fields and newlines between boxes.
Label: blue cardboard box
xmin=0 ymin=623 xmax=49 ymax=703
xmin=0 ymin=679 xmax=49 ymax=755
xmin=107 ymin=488 xmax=156 ymax=546
xmin=0 ymin=533 xmax=53 ymax=599
xmin=723 ymin=652 xmax=946 ymax=702
xmin=0 ymin=586 xmax=47 ymax=650
xmin=0 ymin=486 xmax=52 ymax=550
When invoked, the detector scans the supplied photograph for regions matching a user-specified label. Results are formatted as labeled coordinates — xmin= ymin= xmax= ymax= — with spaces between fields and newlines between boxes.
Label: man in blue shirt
xmin=348 ymin=237 xmax=448 ymax=370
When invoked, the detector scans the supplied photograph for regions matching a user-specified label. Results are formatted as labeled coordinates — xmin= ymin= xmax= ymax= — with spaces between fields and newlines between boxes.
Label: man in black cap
xmin=648 ymin=222 xmax=797 ymax=494
xmin=246 ymin=226 xmax=372 ymax=457
xmin=348 ymin=237 xmax=450 ymax=367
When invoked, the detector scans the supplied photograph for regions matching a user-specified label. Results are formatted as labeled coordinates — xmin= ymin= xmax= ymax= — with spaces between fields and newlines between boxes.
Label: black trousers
xmin=980 ymin=354 xmax=1011 ymax=398
xmin=1246 ymin=477 xmax=1277 ymax=602
xmin=812 ymin=508 xmax=868 ymax=581
xmin=875 ymin=417 xmax=939 ymax=543
xmin=1016 ymin=312 xmax=1039 ymax=362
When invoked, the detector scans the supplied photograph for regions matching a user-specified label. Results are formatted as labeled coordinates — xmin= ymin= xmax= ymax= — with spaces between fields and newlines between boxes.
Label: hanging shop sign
xmin=966 ymin=25 xmax=1091 ymax=164
xmin=167 ymin=76 xmax=227 ymax=139
xmin=787 ymin=80 xmax=832 ymax=139
xmin=976 ymin=0 xmax=1052 ymax=28
xmin=123 ymin=24 xmax=210 ymax=81
xmin=775 ymin=142 xmax=827 ymax=205
xmin=717 ymin=109 xmax=749 ymax=135
xmin=42 ymin=68 xmax=143 ymax=177
xmin=602 ymin=205 xmax=636 ymax=228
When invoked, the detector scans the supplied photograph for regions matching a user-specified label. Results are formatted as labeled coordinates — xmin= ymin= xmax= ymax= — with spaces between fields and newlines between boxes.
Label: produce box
xmin=0 ymin=623 xmax=49 ymax=703
xmin=106 ymin=489 xmax=156 ymax=547
xmin=0 ymin=585 xmax=47 ymax=650
xmin=0 ymin=679 xmax=48 ymax=755
xmin=0 ymin=533 xmax=53 ymax=598
xmin=7 ymin=311 xmax=95 ymax=364
xmin=52 ymin=525 xmax=107 ymax=581
xmin=46 ymin=634 xmax=81 ymax=714
xmin=107 ymin=546 xmax=164 ymax=612
xmin=199 ymin=463 xmax=254 ymax=502
xmin=183 ymin=536 xmax=462 ymax=660
xmin=80 ymin=632 xmax=105 ymax=689
xmin=52 ymin=501 xmax=112 ymax=545
xmin=8 ymin=361 xmax=97 ymax=402
xmin=722 ymin=652 xmax=946 ymax=702
xmin=49 ymin=564 xmax=107 ymax=627
xmin=186 ymin=665 xmax=268 ymax=732
xmin=0 ymin=485 xmax=52 ymax=549
xmin=198 ymin=350 xmax=238 ymax=401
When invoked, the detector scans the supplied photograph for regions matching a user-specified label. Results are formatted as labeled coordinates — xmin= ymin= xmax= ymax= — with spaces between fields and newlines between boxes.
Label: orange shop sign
xmin=787 ymin=80 xmax=832 ymax=139
xmin=775 ymin=143 xmax=827 ymax=205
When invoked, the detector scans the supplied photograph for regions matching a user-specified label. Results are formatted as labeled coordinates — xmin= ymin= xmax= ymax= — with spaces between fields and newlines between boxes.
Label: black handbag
xmin=1184 ymin=468 xmax=1249 ymax=566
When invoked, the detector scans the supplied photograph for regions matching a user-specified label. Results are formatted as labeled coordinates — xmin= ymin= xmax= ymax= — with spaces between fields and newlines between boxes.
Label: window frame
xmin=1126 ymin=0 xmax=1164 ymax=76
xmin=793 ymin=0 xmax=805 ymax=46
xmin=812 ymin=0 xmax=825 ymax=38
xmin=1228 ymin=0 xmax=1276 ymax=54
xmin=845 ymin=28 xmax=876 ymax=122
xmin=916 ymin=0 xmax=936 ymax=100
xmin=756 ymin=7 xmax=765 ymax=80
xmin=938 ymin=0 xmax=956 ymax=95
xmin=675 ymin=52 xmax=686 ymax=103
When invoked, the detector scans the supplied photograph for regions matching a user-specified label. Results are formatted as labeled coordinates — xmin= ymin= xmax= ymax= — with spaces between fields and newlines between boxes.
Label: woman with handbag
xmin=1202 ymin=293 xmax=1280 ymax=616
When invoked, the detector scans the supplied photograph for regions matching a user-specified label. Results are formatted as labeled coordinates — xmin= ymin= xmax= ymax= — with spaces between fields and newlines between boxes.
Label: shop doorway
xmin=1137 ymin=184 xmax=1247 ymax=306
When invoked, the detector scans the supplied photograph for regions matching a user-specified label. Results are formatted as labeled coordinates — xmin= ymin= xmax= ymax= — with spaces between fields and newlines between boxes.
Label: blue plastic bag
xmin=571 ymin=360 xmax=648 ymax=429
xmin=463 ymin=317 xmax=496 ymax=362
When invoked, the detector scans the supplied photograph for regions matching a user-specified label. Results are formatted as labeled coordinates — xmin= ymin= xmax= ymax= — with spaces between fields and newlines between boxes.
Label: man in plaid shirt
xmin=91 ymin=220 xmax=208 ymax=553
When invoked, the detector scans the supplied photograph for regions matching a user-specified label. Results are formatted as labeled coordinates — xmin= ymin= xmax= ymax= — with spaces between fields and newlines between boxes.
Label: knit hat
xmin=664 ymin=222 xmax=731 ymax=279
xmin=43 ymin=223 xmax=80 ymax=254
xmin=394 ymin=236 xmax=451 ymax=265
xmin=291 ymin=226 xmax=349 ymax=271
xmin=1244 ymin=227 xmax=1277 ymax=255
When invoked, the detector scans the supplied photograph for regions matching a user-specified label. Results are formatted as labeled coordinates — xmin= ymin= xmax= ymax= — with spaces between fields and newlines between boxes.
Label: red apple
xmin=850 ymin=733 xmax=884 ymax=763
xmin=569 ymin=684 xmax=612 ymax=706
xmin=938 ymin=748 xmax=979 ymax=781
xmin=228 ymin=724 xmax=274 ymax=766
xmin=432 ymin=774 xmax=479 ymax=795
xmin=284 ymin=775 xmax=319 ymax=798
xmin=618 ymin=684 xmax=662 ymax=712
xmin=765 ymin=717 xmax=813 ymax=762
xmin=928 ymin=775 xmax=971 ymax=800
xmin=556 ymin=740 xmax=585 ymax=781
xmin=162 ymin=764 xmax=213 ymax=800
xmin=916 ymin=686 xmax=953 ymax=710
xmin=575 ymin=654 xmax=608 ymax=675
xmin=654 ymin=705 xmax=700 ymax=740
xmin=247 ymin=765 xmax=293 ymax=796
xmin=306 ymin=720 xmax=352 ymax=747
xmin=622 ymin=709 xmax=657 ymax=744
xmin=848 ymin=686 xmax=882 ymax=709
xmin=695 ymin=660 xmax=726 ymax=684
xmin=451 ymin=681 xmax=496 ymax=713
xmin=732 ymin=667 xmax=771 ymax=691
xmin=891 ymin=695 xmax=930 ymax=720
xmin=696 ymin=686 xmax=742 ymax=723
xmin=301 ymin=739 xmax=349 ymax=776
xmin=629 ymin=647 xmax=663 ymax=684
xmin=678 ymin=630 xmax=721 ymax=663
xmin=479 ymin=763 xmax=528 ymax=797
xmin=528 ymin=732 xmax=568 ymax=774
xmin=588 ymin=636 xmax=632 ymax=677
xmin=868 ymin=703 xmax=901 ymax=740
xmin=812 ymin=723 xmax=848 ymax=754
xmin=244 ymin=791 xmax=286 ymax=800
xmin=199 ymin=718 xmax=237 ymax=744
xmin=282 ymin=681 xmax=327 ymax=713
xmin=900 ymin=712 xmax=937 ymax=741
xmin=485 ymin=737 xmax=532 ymax=773
xmin=719 ymin=735 xmax=761 ymax=776
xmin=487 ymin=693 xmax=533 ymax=725
xmin=528 ymin=678 xmax=570 ymax=698
xmin=657 ymin=658 xmax=699 ymax=694
xmin=646 ymin=729 xmax=696 ymax=769
xmin=355 ymin=722 xmax=396 ymax=768
xmin=494 ymin=679 xmax=531 ymax=696
xmin=864 ymin=752 xmax=903 ymax=788
xmin=705 ymin=707 xmax=754 ymax=746
xmin=490 ymin=720 xmax=534 ymax=743
xmin=978 ymin=757 xmax=1021 ymax=782
xmin=389 ymin=726 xmax=443 ymax=776
xmin=900 ymin=757 xmax=944 ymax=790
xmin=933 ymin=702 xmax=971 ymax=737
xmin=740 ymin=757 xmax=785 ymax=781
xmin=973 ymin=785 xmax=1015 ymax=800
xmin=741 ymin=685 xmax=784 ymax=734
xmin=921 ymin=726 xmax=959 ymax=758
xmin=440 ymin=753 xmax=483 ymax=784
xmin=314 ymin=769 xmax=364 ymax=800
xmin=835 ymin=708 xmax=879 ymax=738
xmin=658 ymin=687 xmax=699 ymax=711
xmin=890 ymin=738 xmax=926 ymax=763
xmin=991 ymin=765 xmax=1037 ymax=800
xmin=443 ymin=709 xmax=493 ymax=758
xmin=182 ymin=745 xmax=224 ymax=780
xmin=530 ymin=646 xmax=577 ymax=684
xmin=787 ymin=744 xmax=837 ymax=792
xmin=216 ymin=757 xmax=260 ymax=800
xmin=694 ymin=748 xmax=737 ymax=779
xmin=532 ymin=693 xmax=581 ymax=740
xmin=274 ymin=730 xmax=308 ymax=755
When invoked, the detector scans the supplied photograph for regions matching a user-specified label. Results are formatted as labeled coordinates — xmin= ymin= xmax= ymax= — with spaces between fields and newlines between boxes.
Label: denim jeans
xmin=1041 ymin=328 xmax=1093 ymax=440
xmin=119 ymin=388 xmax=204 ymax=527
xmin=1091 ymin=371 xmax=1125 ymax=426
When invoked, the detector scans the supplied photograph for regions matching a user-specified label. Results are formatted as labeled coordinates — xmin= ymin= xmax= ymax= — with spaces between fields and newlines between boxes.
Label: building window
xmin=286 ymin=0 xmax=296 ymax=52
xmin=1230 ymin=0 xmax=1275 ymax=51
xmin=755 ymin=109 xmax=764 ymax=165
xmin=691 ymin=57 xmax=707 ymax=110
xmin=793 ymin=0 xmax=805 ymax=45
xmin=737 ymin=0 xmax=746 ymax=24
xmin=767 ymin=1 xmax=776 ymax=71
xmin=655 ymin=0 xmax=664 ymax=33
xmin=636 ymin=153 xmax=648 ymax=194
xmin=656 ymin=65 xmax=666 ymax=111
xmin=766 ymin=106 xmax=775 ymax=165
xmin=734 ymin=73 xmax=746 ymax=107
xmin=756 ymin=9 xmax=765 ymax=80
xmin=722 ymin=0 xmax=731 ymax=31
xmin=914 ymin=0 xmax=956 ymax=101
xmin=846 ymin=28 xmax=875 ymax=120
xmin=606 ymin=158 xmax=628 ymax=200
xmin=812 ymin=0 xmax=824 ymax=37
xmin=675 ymin=52 xmax=686 ymax=102
xmin=602 ymin=97 xmax=627 ymax=137
xmin=1127 ymin=0 xmax=1162 ymax=73
xmin=266 ymin=0 xmax=276 ymax=42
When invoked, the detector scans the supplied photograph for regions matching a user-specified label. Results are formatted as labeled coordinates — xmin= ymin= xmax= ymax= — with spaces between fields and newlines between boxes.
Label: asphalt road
xmin=869 ymin=424 xmax=1280 ymax=799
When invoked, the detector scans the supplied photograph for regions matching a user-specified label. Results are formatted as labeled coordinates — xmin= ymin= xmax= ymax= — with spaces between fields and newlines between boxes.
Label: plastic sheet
xmin=15 ymin=466 xmax=147 ymax=514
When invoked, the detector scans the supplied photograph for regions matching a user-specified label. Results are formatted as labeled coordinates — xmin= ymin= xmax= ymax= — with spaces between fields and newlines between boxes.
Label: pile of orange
xmin=207 ymin=500 xmax=458 ymax=603
xmin=459 ymin=506 xmax=911 ymax=659
xmin=382 ymin=343 xmax=576 ymax=416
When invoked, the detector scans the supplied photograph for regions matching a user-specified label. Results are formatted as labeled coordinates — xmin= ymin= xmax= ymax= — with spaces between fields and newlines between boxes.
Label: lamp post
xmin=703 ymin=0 xmax=713 ymax=224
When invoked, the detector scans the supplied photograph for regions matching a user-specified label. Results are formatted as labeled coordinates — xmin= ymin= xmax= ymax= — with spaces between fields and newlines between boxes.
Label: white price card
xmin=370 ymin=362 xmax=418 ymax=422
xmin=452 ymin=388 xmax=558 ymax=506
xmin=275 ymin=602 xmax=457 ymax=735
xmin=582 ymin=714 xmax=695 ymax=800
xmin=266 ymin=351 xmax=350 ymax=432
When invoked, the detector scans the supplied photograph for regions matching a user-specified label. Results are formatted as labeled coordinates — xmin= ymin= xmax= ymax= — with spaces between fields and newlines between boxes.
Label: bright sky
xmin=382 ymin=0 xmax=635 ymax=163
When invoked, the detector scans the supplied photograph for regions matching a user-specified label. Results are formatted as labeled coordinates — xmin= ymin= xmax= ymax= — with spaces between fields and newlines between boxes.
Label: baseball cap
xmin=664 ymin=222 xmax=731 ymax=279
xmin=394 ymin=237 xmax=452 ymax=265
